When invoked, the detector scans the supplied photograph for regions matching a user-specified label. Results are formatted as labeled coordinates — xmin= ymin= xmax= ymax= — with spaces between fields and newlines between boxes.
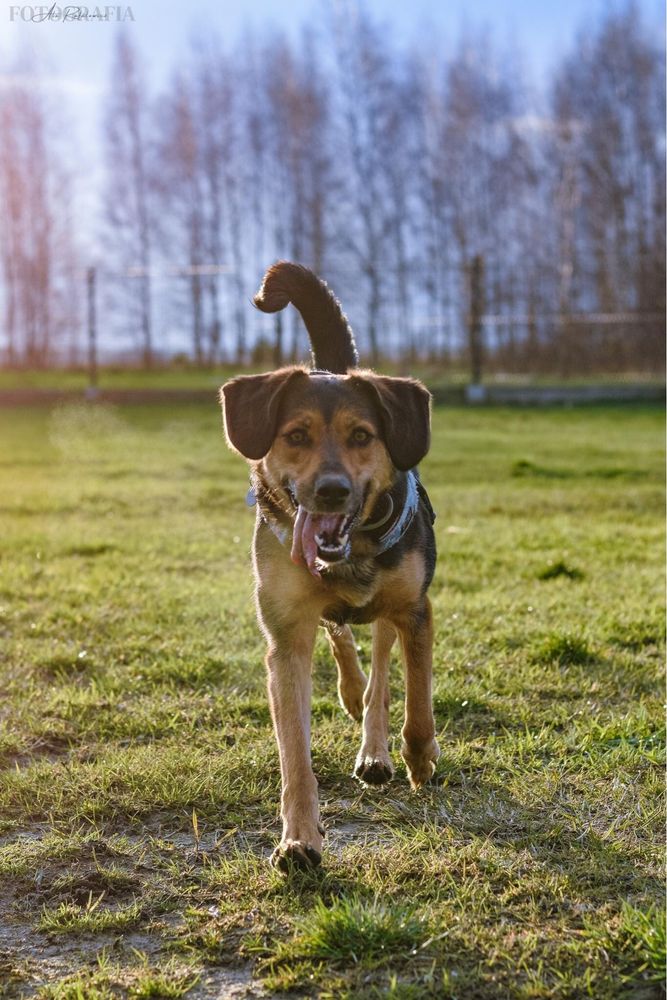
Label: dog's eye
xmin=351 ymin=428 xmax=372 ymax=445
xmin=285 ymin=428 xmax=309 ymax=446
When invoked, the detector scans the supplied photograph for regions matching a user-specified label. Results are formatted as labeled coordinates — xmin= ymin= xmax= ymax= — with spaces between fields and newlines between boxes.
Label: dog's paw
xmin=402 ymin=737 xmax=440 ymax=789
xmin=271 ymin=839 xmax=322 ymax=873
xmin=354 ymin=752 xmax=394 ymax=786
xmin=338 ymin=678 xmax=366 ymax=722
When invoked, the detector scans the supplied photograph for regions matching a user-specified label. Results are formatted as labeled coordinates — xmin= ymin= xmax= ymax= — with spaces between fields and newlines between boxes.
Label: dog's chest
xmin=322 ymin=600 xmax=378 ymax=626
xmin=320 ymin=560 xmax=380 ymax=625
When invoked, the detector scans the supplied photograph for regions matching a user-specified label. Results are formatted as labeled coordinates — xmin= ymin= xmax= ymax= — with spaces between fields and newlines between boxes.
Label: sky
xmin=3 ymin=0 xmax=664 ymax=98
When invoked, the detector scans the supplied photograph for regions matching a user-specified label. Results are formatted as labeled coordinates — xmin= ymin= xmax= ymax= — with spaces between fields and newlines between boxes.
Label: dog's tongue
xmin=291 ymin=509 xmax=347 ymax=578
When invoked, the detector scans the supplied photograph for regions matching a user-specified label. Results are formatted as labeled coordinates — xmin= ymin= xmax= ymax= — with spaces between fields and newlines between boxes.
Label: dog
xmin=220 ymin=261 xmax=439 ymax=871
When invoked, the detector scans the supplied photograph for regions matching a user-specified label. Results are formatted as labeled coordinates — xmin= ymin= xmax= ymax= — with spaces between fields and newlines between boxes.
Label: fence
xmin=22 ymin=256 xmax=666 ymax=383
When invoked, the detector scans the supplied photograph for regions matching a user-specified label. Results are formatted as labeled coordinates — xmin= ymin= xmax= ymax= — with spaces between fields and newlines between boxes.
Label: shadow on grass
xmin=418 ymin=772 xmax=664 ymax=907
xmin=256 ymin=778 xmax=664 ymax=998
xmin=511 ymin=459 xmax=651 ymax=481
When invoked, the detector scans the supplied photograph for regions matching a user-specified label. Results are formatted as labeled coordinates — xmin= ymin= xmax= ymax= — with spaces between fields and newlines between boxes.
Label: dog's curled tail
xmin=253 ymin=261 xmax=359 ymax=374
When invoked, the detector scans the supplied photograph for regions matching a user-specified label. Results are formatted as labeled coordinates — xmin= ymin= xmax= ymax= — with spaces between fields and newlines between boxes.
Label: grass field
xmin=0 ymin=367 xmax=663 ymax=393
xmin=0 ymin=401 xmax=664 ymax=999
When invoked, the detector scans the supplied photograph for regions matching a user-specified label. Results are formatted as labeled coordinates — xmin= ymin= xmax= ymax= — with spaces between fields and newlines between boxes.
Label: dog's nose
xmin=314 ymin=475 xmax=352 ymax=504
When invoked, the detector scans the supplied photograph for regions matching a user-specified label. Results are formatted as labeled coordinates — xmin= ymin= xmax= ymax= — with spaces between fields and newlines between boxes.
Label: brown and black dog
xmin=220 ymin=262 xmax=439 ymax=871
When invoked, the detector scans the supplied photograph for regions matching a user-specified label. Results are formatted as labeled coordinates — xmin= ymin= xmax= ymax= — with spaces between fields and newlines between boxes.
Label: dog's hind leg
xmin=354 ymin=619 xmax=396 ymax=785
xmin=396 ymin=597 xmax=440 ymax=789
xmin=263 ymin=618 xmax=323 ymax=871
xmin=326 ymin=624 xmax=367 ymax=721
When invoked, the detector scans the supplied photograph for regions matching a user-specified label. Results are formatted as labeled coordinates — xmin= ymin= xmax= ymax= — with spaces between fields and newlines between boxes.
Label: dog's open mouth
xmin=290 ymin=508 xmax=356 ymax=578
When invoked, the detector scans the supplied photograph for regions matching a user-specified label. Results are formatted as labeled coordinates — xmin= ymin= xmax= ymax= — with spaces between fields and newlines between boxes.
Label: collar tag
xmin=245 ymin=486 xmax=257 ymax=507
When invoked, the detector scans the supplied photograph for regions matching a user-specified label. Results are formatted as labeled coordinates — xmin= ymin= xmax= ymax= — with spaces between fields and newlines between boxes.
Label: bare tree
xmin=196 ymin=40 xmax=228 ymax=365
xmin=153 ymin=70 xmax=208 ymax=365
xmin=331 ymin=11 xmax=404 ymax=365
xmin=441 ymin=35 xmax=535 ymax=369
xmin=209 ymin=44 xmax=249 ymax=364
xmin=81 ymin=5 xmax=664 ymax=375
xmin=0 ymin=58 xmax=80 ymax=366
xmin=550 ymin=2 xmax=665 ymax=369
xmin=260 ymin=28 xmax=335 ymax=362
xmin=102 ymin=32 xmax=154 ymax=366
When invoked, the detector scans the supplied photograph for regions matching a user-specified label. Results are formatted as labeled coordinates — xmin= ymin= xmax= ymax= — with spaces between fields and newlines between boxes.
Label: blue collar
xmin=374 ymin=470 xmax=420 ymax=553
xmin=247 ymin=470 xmax=422 ymax=557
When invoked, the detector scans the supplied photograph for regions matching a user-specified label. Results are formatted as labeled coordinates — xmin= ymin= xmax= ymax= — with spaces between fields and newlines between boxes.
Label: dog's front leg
xmin=395 ymin=597 xmax=440 ymax=788
xmin=354 ymin=619 xmax=396 ymax=785
xmin=262 ymin=613 xmax=323 ymax=871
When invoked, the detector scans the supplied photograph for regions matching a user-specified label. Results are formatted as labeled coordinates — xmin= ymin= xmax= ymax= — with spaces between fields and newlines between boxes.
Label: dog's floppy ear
xmin=351 ymin=373 xmax=431 ymax=470
xmin=220 ymin=367 xmax=306 ymax=460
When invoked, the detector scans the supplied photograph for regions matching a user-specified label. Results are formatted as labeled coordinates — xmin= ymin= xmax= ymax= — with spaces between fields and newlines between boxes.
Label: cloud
xmin=511 ymin=113 xmax=556 ymax=134
xmin=0 ymin=71 xmax=100 ymax=97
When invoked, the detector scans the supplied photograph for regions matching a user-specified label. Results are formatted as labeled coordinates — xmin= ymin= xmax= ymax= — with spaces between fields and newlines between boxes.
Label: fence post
xmin=86 ymin=266 xmax=98 ymax=399
xmin=468 ymin=254 xmax=484 ymax=385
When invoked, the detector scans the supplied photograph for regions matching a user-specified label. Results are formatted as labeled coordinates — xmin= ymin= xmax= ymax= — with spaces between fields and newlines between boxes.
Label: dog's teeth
xmin=316 ymin=534 xmax=347 ymax=552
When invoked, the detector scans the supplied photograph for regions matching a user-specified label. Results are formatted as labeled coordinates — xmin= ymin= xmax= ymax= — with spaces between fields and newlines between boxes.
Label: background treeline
xmin=0 ymin=1 xmax=664 ymax=375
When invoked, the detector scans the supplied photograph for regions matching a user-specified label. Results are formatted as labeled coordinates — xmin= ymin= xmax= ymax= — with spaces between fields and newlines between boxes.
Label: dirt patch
xmin=188 ymin=966 xmax=271 ymax=999
xmin=0 ymin=825 xmax=274 ymax=998
xmin=0 ymin=903 xmax=109 ymax=998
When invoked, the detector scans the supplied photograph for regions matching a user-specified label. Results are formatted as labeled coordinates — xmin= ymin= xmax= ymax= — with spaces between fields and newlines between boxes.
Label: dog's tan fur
xmin=220 ymin=263 xmax=439 ymax=871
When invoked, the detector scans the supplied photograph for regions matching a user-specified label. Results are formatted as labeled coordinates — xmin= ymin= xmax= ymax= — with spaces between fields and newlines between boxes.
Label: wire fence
xmin=19 ymin=256 xmax=664 ymax=381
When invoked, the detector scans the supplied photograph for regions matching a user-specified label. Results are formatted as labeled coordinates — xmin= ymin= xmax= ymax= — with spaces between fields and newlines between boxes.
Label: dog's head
xmin=220 ymin=367 xmax=430 ymax=567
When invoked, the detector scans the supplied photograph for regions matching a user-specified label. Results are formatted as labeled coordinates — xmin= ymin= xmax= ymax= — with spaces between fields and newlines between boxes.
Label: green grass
xmin=38 ymin=897 xmax=143 ymax=934
xmin=34 ymin=955 xmax=199 ymax=1000
xmin=0 ymin=401 xmax=664 ymax=998
xmin=0 ymin=365 xmax=663 ymax=392
xmin=261 ymin=895 xmax=429 ymax=992
xmin=0 ymin=367 xmax=238 ymax=391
